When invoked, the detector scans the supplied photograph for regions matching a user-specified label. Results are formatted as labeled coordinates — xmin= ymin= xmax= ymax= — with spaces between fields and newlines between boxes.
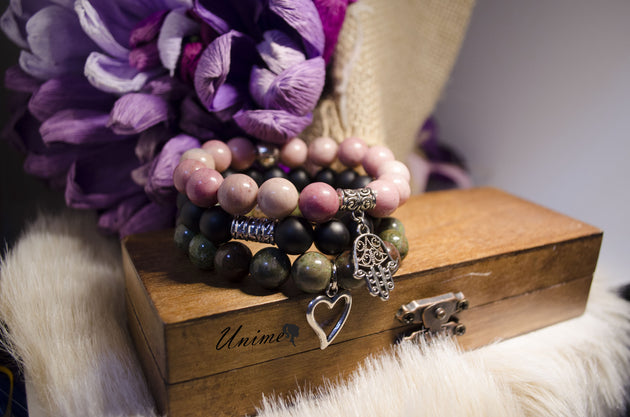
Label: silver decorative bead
xmin=338 ymin=188 xmax=377 ymax=212
xmin=230 ymin=216 xmax=277 ymax=244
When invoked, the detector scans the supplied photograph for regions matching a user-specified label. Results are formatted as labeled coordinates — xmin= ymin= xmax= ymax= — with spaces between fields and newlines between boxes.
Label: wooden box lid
xmin=123 ymin=187 xmax=602 ymax=387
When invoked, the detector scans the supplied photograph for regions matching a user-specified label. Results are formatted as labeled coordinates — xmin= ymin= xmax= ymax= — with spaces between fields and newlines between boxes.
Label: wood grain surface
xmin=122 ymin=187 xmax=602 ymax=416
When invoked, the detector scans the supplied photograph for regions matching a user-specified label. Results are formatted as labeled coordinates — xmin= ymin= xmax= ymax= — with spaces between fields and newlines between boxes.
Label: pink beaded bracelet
xmin=172 ymin=136 xmax=411 ymax=223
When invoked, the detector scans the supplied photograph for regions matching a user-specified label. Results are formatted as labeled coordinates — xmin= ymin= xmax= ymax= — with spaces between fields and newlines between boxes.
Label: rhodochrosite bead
xmin=185 ymin=167 xmax=223 ymax=207
xmin=227 ymin=137 xmax=257 ymax=170
xmin=366 ymin=179 xmax=399 ymax=217
xmin=337 ymin=136 xmax=367 ymax=167
xmin=362 ymin=145 xmax=395 ymax=177
xmin=376 ymin=160 xmax=410 ymax=181
xmin=298 ymin=182 xmax=339 ymax=223
xmin=202 ymin=140 xmax=232 ymax=172
xmin=180 ymin=148 xmax=215 ymax=169
xmin=257 ymin=177 xmax=299 ymax=219
xmin=378 ymin=174 xmax=411 ymax=205
xmin=173 ymin=159 xmax=205 ymax=193
xmin=217 ymin=173 xmax=258 ymax=215
xmin=308 ymin=137 xmax=338 ymax=166
xmin=280 ymin=137 xmax=308 ymax=168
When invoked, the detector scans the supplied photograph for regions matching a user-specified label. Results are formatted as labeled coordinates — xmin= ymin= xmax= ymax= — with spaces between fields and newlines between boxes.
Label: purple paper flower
xmin=1 ymin=0 xmax=345 ymax=237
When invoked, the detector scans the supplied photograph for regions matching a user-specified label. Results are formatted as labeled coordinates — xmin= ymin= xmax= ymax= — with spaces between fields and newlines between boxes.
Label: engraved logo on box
xmin=216 ymin=323 xmax=299 ymax=350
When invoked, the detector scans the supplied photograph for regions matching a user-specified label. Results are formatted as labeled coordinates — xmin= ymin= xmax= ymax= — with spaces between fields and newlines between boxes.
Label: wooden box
xmin=122 ymin=187 xmax=602 ymax=417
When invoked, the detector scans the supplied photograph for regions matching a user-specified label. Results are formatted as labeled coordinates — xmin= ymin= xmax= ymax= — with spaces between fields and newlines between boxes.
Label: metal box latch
xmin=396 ymin=292 xmax=468 ymax=341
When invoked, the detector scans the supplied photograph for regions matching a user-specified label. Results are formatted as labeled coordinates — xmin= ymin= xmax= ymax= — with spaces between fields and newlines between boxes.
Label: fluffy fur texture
xmin=1 ymin=210 xmax=629 ymax=417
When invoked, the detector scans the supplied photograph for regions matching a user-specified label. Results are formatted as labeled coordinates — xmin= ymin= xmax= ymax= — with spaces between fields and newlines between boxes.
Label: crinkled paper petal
xmin=179 ymin=94 xmax=242 ymax=140
xmin=98 ymin=193 xmax=147 ymax=235
xmin=262 ymin=56 xmax=324 ymax=116
xmin=249 ymin=66 xmax=275 ymax=108
xmin=233 ymin=108 xmax=312 ymax=144
xmin=135 ymin=125 xmax=175 ymax=163
xmin=313 ymin=0 xmax=348 ymax=63
xmin=268 ymin=0 xmax=324 ymax=58
xmin=65 ymin=140 xmax=142 ymax=210
xmin=1 ymin=7 xmax=29 ymax=49
xmin=28 ymin=75 xmax=115 ymax=121
xmin=5 ymin=65 xmax=40 ymax=93
xmin=193 ymin=0 xmax=263 ymax=36
xmin=145 ymin=133 xmax=199 ymax=204
xmin=19 ymin=50 xmax=84 ymax=80
xmin=256 ymin=30 xmax=305 ymax=75
xmin=157 ymin=9 xmax=199 ymax=76
xmin=24 ymin=144 xmax=101 ymax=179
xmin=40 ymin=109 xmax=130 ymax=145
xmin=129 ymin=9 xmax=168 ymax=48
xmin=108 ymin=93 xmax=171 ymax=135
xmin=85 ymin=51 xmax=163 ymax=94
xmin=119 ymin=199 xmax=176 ymax=238
xmin=74 ymin=0 xmax=129 ymax=59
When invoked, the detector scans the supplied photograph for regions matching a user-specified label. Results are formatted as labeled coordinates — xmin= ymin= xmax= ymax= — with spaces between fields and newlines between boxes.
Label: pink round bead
xmin=362 ymin=145 xmax=395 ymax=177
xmin=378 ymin=174 xmax=411 ymax=205
xmin=185 ymin=168 xmax=223 ymax=207
xmin=173 ymin=159 xmax=205 ymax=193
xmin=338 ymin=137 xmax=368 ymax=167
xmin=280 ymin=137 xmax=308 ymax=168
xmin=308 ymin=137 xmax=338 ymax=167
xmin=376 ymin=160 xmax=410 ymax=181
xmin=180 ymin=148 xmax=215 ymax=169
xmin=201 ymin=140 xmax=232 ymax=172
xmin=298 ymin=182 xmax=339 ymax=223
xmin=217 ymin=173 xmax=259 ymax=215
xmin=366 ymin=179 xmax=400 ymax=217
xmin=227 ymin=137 xmax=256 ymax=171
xmin=257 ymin=178 xmax=299 ymax=219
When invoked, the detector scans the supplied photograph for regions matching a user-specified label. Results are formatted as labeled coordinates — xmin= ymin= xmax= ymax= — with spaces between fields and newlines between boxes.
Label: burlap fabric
xmin=303 ymin=0 xmax=474 ymax=161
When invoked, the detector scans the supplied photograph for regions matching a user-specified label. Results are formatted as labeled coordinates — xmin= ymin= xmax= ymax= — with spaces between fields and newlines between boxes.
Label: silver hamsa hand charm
xmin=353 ymin=232 xmax=398 ymax=300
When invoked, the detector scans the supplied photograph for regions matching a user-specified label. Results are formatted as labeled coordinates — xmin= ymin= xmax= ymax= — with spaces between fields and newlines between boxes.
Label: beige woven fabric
xmin=303 ymin=0 xmax=474 ymax=161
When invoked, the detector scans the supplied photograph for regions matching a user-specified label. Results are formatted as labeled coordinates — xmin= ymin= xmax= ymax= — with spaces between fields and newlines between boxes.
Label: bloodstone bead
xmin=350 ymin=175 xmax=372 ymax=189
xmin=173 ymin=224 xmax=195 ymax=253
xmin=177 ymin=201 xmax=204 ymax=232
xmin=335 ymin=250 xmax=364 ymax=290
xmin=199 ymin=206 xmax=233 ymax=244
xmin=250 ymin=247 xmax=291 ymax=289
xmin=214 ymin=242 xmax=252 ymax=282
xmin=382 ymin=240 xmax=401 ymax=273
xmin=262 ymin=166 xmax=287 ymax=182
xmin=275 ymin=216 xmax=314 ymax=255
xmin=188 ymin=234 xmax=217 ymax=270
xmin=291 ymin=252 xmax=332 ymax=293
xmin=376 ymin=217 xmax=406 ymax=235
xmin=243 ymin=167 xmax=264 ymax=186
xmin=287 ymin=168 xmax=311 ymax=191
xmin=313 ymin=168 xmax=336 ymax=187
xmin=335 ymin=169 xmax=358 ymax=189
xmin=379 ymin=229 xmax=409 ymax=259
xmin=314 ymin=220 xmax=350 ymax=255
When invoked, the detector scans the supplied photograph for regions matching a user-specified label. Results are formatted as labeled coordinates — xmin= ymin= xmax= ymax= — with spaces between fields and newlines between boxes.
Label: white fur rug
xmin=1 ymin=210 xmax=629 ymax=417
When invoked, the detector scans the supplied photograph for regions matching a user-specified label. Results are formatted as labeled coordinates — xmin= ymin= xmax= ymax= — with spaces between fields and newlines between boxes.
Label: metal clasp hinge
xmin=396 ymin=292 xmax=468 ymax=341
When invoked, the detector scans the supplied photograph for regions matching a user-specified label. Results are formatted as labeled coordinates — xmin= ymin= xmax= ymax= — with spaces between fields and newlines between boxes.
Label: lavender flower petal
xmin=261 ymin=56 xmax=325 ymax=116
xmin=108 ymin=93 xmax=170 ymax=135
xmin=74 ymin=0 xmax=129 ymax=59
xmin=145 ymin=133 xmax=199 ymax=204
xmin=28 ymin=75 xmax=115 ymax=121
xmin=193 ymin=0 xmax=263 ymax=36
xmin=249 ymin=66 xmax=275 ymax=108
xmin=65 ymin=140 xmax=142 ymax=210
xmin=192 ymin=0 xmax=231 ymax=35
xmin=135 ymin=125 xmax=174 ymax=163
xmin=5 ymin=65 xmax=40 ymax=93
xmin=194 ymin=30 xmax=257 ymax=111
xmin=84 ymin=51 xmax=163 ymax=93
xmin=268 ymin=0 xmax=324 ymax=58
xmin=256 ymin=30 xmax=305 ymax=75
xmin=157 ymin=9 xmax=199 ymax=76
xmin=312 ymin=0 xmax=349 ymax=63
xmin=233 ymin=108 xmax=312 ymax=144
xmin=118 ymin=199 xmax=176 ymax=238
xmin=25 ymin=6 xmax=98 ymax=70
xmin=24 ymin=146 xmax=98 ymax=179
xmin=129 ymin=9 xmax=168 ymax=48
xmin=40 ymin=109 xmax=131 ymax=145
xmin=1 ymin=7 xmax=29 ymax=49
xmin=98 ymin=193 xmax=147 ymax=234
xmin=19 ymin=50 xmax=84 ymax=80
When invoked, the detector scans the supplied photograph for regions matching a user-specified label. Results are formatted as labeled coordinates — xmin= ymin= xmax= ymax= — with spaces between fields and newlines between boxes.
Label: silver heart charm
xmin=306 ymin=291 xmax=352 ymax=350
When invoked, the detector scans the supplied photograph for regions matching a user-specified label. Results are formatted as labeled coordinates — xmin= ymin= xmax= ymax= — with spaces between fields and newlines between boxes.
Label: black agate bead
xmin=214 ymin=242 xmax=252 ymax=282
xmin=177 ymin=201 xmax=204 ymax=232
xmin=199 ymin=206 xmax=233 ymax=245
xmin=313 ymin=168 xmax=336 ymax=187
xmin=314 ymin=220 xmax=350 ymax=255
xmin=275 ymin=216 xmax=314 ymax=254
xmin=287 ymin=168 xmax=311 ymax=192
xmin=335 ymin=169 xmax=358 ymax=189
